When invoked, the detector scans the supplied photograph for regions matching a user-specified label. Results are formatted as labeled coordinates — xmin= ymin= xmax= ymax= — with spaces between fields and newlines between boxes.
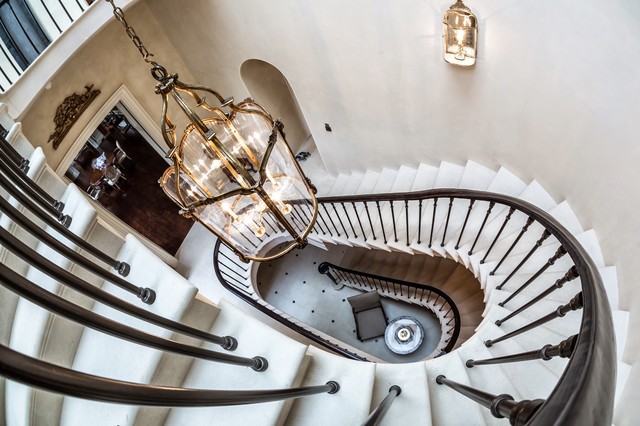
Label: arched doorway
xmin=240 ymin=59 xmax=311 ymax=155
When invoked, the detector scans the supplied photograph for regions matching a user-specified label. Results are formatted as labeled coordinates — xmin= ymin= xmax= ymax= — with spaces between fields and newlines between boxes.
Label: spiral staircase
xmin=0 ymin=95 xmax=631 ymax=425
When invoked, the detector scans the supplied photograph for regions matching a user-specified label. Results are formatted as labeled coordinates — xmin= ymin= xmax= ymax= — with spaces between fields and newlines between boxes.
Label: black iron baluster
xmin=1 ymin=344 xmax=343 ymax=406
xmin=455 ymin=199 xmax=475 ymax=249
xmin=490 ymin=217 xmax=535 ymax=275
xmin=495 ymin=230 xmax=551 ymax=288
xmin=0 ymin=173 xmax=132 ymax=274
xmin=417 ymin=199 xmax=423 ymax=244
xmin=353 ymin=202 xmax=366 ymax=240
xmin=56 ymin=0 xmax=75 ymax=22
xmin=317 ymin=205 xmax=333 ymax=236
xmin=0 ymin=43 xmax=20 ymax=83
xmin=497 ymin=245 xmax=567 ymax=295
xmin=6 ymin=2 xmax=41 ymax=56
xmin=364 ymin=202 xmax=377 ymax=240
xmin=0 ymin=263 xmax=266 ymax=366
xmin=469 ymin=201 xmax=495 ymax=255
xmin=441 ymin=197 xmax=454 ymax=247
xmin=486 ymin=293 xmax=583 ymax=347
xmin=321 ymin=204 xmax=340 ymax=236
xmin=0 ymin=197 xmax=158 ymax=302
xmin=436 ymin=375 xmax=544 ymax=426
xmin=495 ymin=267 xmax=580 ymax=326
xmin=0 ymin=151 xmax=64 ymax=211
xmin=429 ymin=198 xmax=438 ymax=247
xmin=390 ymin=200 xmax=398 ymax=243
xmin=469 ymin=335 xmax=577 ymax=368
xmin=480 ymin=207 xmax=515 ymax=264
xmin=331 ymin=204 xmax=349 ymax=237
xmin=341 ymin=202 xmax=358 ymax=238
xmin=38 ymin=0 xmax=63 ymax=33
xmin=361 ymin=385 xmax=402 ymax=426
xmin=404 ymin=199 xmax=410 ymax=246
xmin=376 ymin=201 xmax=387 ymax=244
xmin=0 ymin=166 xmax=69 ymax=225
xmin=0 ymin=133 xmax=30 ymax=172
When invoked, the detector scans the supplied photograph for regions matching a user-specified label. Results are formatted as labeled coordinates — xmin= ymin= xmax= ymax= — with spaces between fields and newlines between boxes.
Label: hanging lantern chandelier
xmin=107 ymin=1 xmax=318 ymax=262
xmin=443 ymin=0 xmax=478 ymax=66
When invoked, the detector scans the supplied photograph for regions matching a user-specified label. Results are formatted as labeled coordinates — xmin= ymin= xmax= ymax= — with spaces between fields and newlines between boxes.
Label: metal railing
xmin=318 ymin=261 xmax=461 ymax=355
xmin=214 ymin=188 xmax=616 ymax=425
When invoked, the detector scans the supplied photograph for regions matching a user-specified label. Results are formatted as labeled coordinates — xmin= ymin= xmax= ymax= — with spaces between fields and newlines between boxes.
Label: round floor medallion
xmin=384 ymin=316 xmax=425 ymax=355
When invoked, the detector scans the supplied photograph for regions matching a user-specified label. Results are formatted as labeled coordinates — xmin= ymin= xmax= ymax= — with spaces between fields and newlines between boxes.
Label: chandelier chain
xmin=106 ymin=0 xmax=155 ymax=64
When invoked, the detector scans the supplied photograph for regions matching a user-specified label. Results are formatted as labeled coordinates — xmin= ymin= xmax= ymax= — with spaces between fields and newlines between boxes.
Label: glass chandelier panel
xmin=158 ymin=82 xmax=317 ymax=262
xmin=443 ymin=0 xmax=478 ymax=67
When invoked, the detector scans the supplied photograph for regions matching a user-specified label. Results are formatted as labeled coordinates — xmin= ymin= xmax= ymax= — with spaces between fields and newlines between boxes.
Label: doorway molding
xmin=56 ymin=84 xmax=180 ymax=267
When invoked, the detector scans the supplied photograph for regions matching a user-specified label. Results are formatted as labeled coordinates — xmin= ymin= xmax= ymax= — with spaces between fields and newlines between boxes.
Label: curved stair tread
xmin=59 ymin=234 xmax=199 ymax=426
xmin=166 ymin=299 xmax=310 ymax=426
xmin=424 ymin=351 xmax=485 ymax=425
xmin=410 ymin=163 xmax=439 ymax=192
xmin=372 ymin=362 xmax=432 ymax=426
xmin=285 ymin=345 xmax=375 ymax=426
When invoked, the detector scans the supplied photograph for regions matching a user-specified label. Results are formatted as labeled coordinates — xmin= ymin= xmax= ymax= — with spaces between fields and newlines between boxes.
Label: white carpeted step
xmin=166 ymin=299 xmax=310 ymax=426
xmin=327 ymin=173 xmax=350 ymax=196
xmin=410 ymin=163 xmax=439 ymax=191
xmin=458 ymin=161 xmax=497 ymax=191
xmin=424 ymin=351 xmax=485 ymax=425
xmin=483 ymin=270 xmax=570 ymax=303
xmin=614 ymin=362 xmax=636 ymax=425
xmin=487 ymin=289 xmax=582 ymax=337
xmin=341 ymin=172 xmax=365 ymax=195
xmin=457 ymin=337 xmax=523 ymax=424
xmin=34 ymin=165 xmax=67 ymax=201
xmin=433 ymin=161 xmax=465 ymax=189
xmin=5 ymin=122 xmax=34 ymax=159
xmin=0 ymin=102 xmax=15 ymax=129
xmin=474 ymin=322 xmax=562 ymax=398
xmin=371 ymin=362 xmax=432 ymax=426
xmin=390 ymin=165 xmax=417 ymax=193
xmin=460 ymin=180 xmax=557 ymax=272
xmin=6 ymin=185 xmax=97 ymax=426
xmin=478 ymin=305 xmax=566 ymax=348
xmin=60 ymin=234 xmax=199 ymax=426
xmin=355 ymin=170 xmax=381 ymax=195
xmin=285 ymin=345 xmax=375 ymax=426
xmin=613 ymin=310 xmax=629 ymax=363
xmin=132 ymin=296 xmax=222 ymax=425
xmin=547 ymin=201 xmax=584 ymax=236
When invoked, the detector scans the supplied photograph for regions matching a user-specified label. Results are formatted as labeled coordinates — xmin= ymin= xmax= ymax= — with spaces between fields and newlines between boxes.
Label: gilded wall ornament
xmin=48 ymin=84 xmax=101 ymax=150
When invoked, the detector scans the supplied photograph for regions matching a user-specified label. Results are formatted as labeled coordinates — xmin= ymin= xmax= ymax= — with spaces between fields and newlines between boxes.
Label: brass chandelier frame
xmin=107 ymin=0 xmax=318 ymax=263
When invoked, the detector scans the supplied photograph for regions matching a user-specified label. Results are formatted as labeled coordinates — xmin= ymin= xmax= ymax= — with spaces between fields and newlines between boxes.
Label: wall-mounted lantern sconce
xmin=443 ymin=0 xmax=477 ymax=67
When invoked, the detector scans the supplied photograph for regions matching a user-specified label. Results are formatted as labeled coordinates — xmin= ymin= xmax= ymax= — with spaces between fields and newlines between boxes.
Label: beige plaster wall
xmin=18 ymin=1 xmax=195 ymax=170
xmin=145 ymin=1 xmax=640 ymax=421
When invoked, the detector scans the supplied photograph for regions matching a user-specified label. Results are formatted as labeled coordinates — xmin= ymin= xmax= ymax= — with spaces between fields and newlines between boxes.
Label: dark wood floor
xmin=99 ymin=127 xmax=193 ymax=255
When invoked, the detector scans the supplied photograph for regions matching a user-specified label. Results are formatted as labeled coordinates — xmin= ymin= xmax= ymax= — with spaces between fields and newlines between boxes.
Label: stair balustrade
xmin=485 ymin=293 xmax=583 ymax=347
xmin=467 ymin=335 xmax=577 ymax=368
xmin=0 ymin=344 xmax=337 ymax=406
xmin=0 ymin=124 xmax=29 ymax=171
xmin=212 ymin=188 xmax=615 ymax=425
xmin=0 ymin=224 xmax=239 ymax=348
xmin=436 ymin=375 xmax=545 ymax=426
xmin=0 ymin=134 xmax=63 ymax=210
xmin=0 ymin=163 xmax=131 ymax=275
xmin=0 ymin=262 xmax=266 ymax=369
xmin=317 ymin=261 xmax=461 ymax=354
